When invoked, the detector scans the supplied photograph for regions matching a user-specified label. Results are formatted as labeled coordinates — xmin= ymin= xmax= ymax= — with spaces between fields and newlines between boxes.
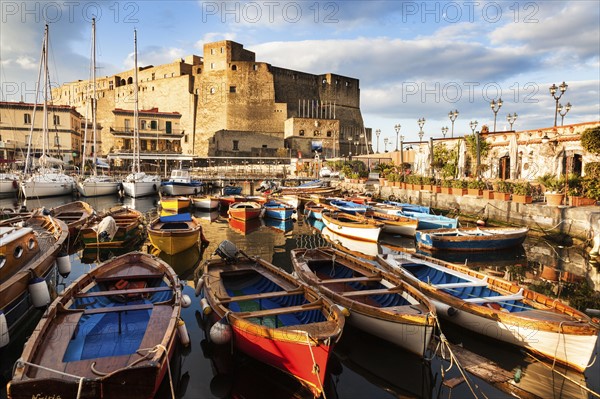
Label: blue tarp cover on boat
xmin=159 ymin=213 xmax=192 ymax=223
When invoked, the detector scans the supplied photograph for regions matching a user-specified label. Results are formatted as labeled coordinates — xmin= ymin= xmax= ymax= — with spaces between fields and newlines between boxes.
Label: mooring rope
xmin=14 ymin=359 xmax=86 ymax=399
xmin=300 ymin=330 xmax=326 ymax=399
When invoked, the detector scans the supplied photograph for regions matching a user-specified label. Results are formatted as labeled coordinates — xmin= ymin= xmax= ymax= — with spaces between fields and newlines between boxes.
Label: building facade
xmin=0 ymin=101 xmax=83 ymax=167
xmin=50 ymin=40 xmax=366 ymax=161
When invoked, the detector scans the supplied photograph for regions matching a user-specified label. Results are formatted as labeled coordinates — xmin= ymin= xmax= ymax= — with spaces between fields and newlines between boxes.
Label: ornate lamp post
xmin=441 ymin=126 xmax=448 ymax=138
xmin=354 ymin=139 xmax=359 ymax=155
xmin=490 ymin=98 xmax=503 ymax=131
xmin=448 ymin=109 xmax=459 ymax=138
xmin=558 ymin=102 xmax=572 ymax=126
xmin=470 ymin=120 xmax=479 ymax=178
xmin=383 ymin=137 xmax=389 ymax=152
xmin=394 ymin=124 xmax=401 ymax=151
xmin=506 ymin=113 xmax=518 ymax=130
xmin=359 ymin=133 xmax=365 ymax=155
xmin=375 ymin=129 xmax=381 ymax=153
xmin=417 ymin=118 xmax=425 ymax=141
xmin=470 ymin=120 xmax=478 ymax=134
xmin=550 ymin=81 xmax=568 ymax=127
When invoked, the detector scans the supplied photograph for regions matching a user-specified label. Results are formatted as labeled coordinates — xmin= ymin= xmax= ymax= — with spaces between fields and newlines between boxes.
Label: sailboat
xmin=76 ymin=18 xmax=119 ymax=197
xmin=122 ymin=29 xmax=161 ymax=198
xmin=20 ymin=25 xmax=74 ymax=198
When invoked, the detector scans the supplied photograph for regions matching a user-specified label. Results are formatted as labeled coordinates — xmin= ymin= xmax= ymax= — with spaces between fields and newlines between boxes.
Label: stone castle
xmin=51 ymin=40 xmax=367 ymax=161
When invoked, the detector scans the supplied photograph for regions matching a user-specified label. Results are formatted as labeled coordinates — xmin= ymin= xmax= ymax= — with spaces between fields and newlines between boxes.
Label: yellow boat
xmin=159 ymin=195 xmax=191 ymax=213
xmin=148 ymin=213 xmax=207 ymax=255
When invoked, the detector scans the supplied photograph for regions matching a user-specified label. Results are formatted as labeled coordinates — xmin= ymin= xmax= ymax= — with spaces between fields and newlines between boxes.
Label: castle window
xmin=229 ymin=86 xmax=236 ymax=93
xmin=262 ymin=145 xmax=267 ymax=148
xmin=164 ymin=74 xmax=167 ymax=78
xmin=220 ymin=47 xmax=223 ymax=53
xmin=184 ymin=135 xmax=188 ymax=143
xmin=345 ymin=81 xmax=350 ymax=87
xmin=120 ymin=79 xmax=126 ymax=86
xmin=231 ymin=65 xmax=237 ymax=71
xmin=24 ymin=113 xmax=31 ymax=124
xmin=210 ymin=63 xmax=215 ymax=69
xmin=326 ymin=130 xmax=332 ymax=137
xmin=151 ymin=73 xmax=155 ymax=80
xmin=53 ymin=115 xmax=60 ymax=125
xmin=299 ymin=130 xmax=305 ymax=136
xmin=314 ymin=130 xmax=320 ymax=136
xmin=253 ymin=64 xmax=258 ymax=71
xmin=233 ymin=140 xmax=239 ymax=151
xmin=127 ymin=77 xmax=133 ymax=84
xmin=109 ymin=82 xmax=114 ymax=90
xmin=197 ymin=67 xmax=201 ymax=73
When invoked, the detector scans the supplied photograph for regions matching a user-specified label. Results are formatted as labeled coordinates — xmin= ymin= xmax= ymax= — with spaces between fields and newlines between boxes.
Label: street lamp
xmin=359 ymin=133 xmax=365 ymax=155
xmin=354 ymin=139 xmax=359 ymax=155
xmin=558 ymin=102 xmax=572 ymax=126
xmin=470 ymin=120 xmax=478 ymax=134
xmin=375 ymin=129 xmax=381 ymax=153
xmin=394 ymin=124 xmax=401 ymax=151
xmin=383 ymin=138 xmax=389 ymax=152
xmin=550 ymin=82 xmax=568 ymax=127
xmin=448 ymin=109 xmax=459 ymax=138
xmin=506 ymin=113 xmax=518 ymax=130
xmin=490 ymin=98 xmax=503 ymax=131
xmin=417 ymin=118 xmax=425 ymax=142
xmin=441 ymin=126 xmax=448 ymax=138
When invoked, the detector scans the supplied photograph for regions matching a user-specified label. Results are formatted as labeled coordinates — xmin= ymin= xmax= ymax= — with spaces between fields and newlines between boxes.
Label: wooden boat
xmin=365 ymin=210 xmax=418 ymax=237
xmin=222 ymin=185 xmax=242 ymax=196
xmin=321 ymin=226 xmax=379 ymax=260
xmin=148 ymin=213 xmax=206 ymax=255
xmin=0 ymin=213 xmax=68 ymax=348
xmin=218 ymin=195 xmax=246 ymax=209
xmin=81 ymin=206 xmax=144 ymax=248
xmin=415 ymin=226 xmax=529 ymax=251
xmin=263 ymin=200 xmax=295 ymax=220
xmin=7 ymin=252 xmax=187 ymax=399
xmin=159 ymin=195 xmax=191 ymax=212
xmin=191 ymin=195 xmax=219 ymax=210
xmin=329 ymin=199 xmax=368 ymax=214
xmin=303 ymin=200 xmax=330 ymax=220
xmin=228 ymin=217 xmax=263 ymax=235
xmin=291 ymin=247 xmax=436 ymax=357
xmin=48 ymin=201 xmax=95 ymax=239
xmin=199 ymin=240 xmax=345 ymax=397
xmin=321 ymin=210 xmax=382 ymax=242
xmin=228 ymin=201 xmax=263 ymax=221
xmin=402 ymin=210 xmax=458 ymax=230
xmin=384 ymin=201 xmax=430 ymax=214
xmin=377 ymin=251 xmax=600 ymax=372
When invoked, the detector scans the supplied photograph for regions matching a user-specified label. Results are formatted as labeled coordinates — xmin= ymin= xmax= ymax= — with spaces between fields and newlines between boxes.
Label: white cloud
xmin=194 ymin=32 xmax=238 ymax=50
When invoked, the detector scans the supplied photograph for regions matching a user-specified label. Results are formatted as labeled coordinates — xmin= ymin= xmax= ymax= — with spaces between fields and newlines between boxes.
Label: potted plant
xmin=467 ymin=180 xmax=486 ymax=196
xmin=441 ymin=179 xmax=452 ymax=194
xmin=493 ymin=180 xmax=512 ymax=201
xmin=451 ymin=179 xmax=468 ymax=195
xmin=512 ymin=181 xmax=533 ymax=204
xmin=537 ymin=174 xmax=564 ymax=206
xmin=481 ymin=180 xmax=494 ymax=200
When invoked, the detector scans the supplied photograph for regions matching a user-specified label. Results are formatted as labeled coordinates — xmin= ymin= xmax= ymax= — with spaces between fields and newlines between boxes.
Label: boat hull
xmin=192 ymin=196 xmax=219 ymax=210
xmin=322 ymin=212 xmax=381 ymax=242
xmin=415 ymin=228 xmax=528 ymax=251
xmin=76 ymin=180 xmax=119 ymax=197
xmin=161 ymin=182 xmax=202 ymax=196
xmin=20 ymin=180 xmax=73 ymax=198
xmin=0 ymin=179 xmax=19 ymax=197
xmin=148 ymin=224 xmax=201 ymax=255
xmin=123 ymin=181 xmax=159 ymax=198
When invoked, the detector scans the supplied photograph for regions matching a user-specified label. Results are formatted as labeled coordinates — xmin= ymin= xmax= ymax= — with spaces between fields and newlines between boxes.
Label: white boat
xmin=321 ymin=210 xmax=382 ymax=243
xmin=76 ymin=19 xmax=119 ymax=198
xmin=161 ymin=169 xmax=203 ymax=196
xmin=122 ymin=30 xmax=161 ymax=198
xmin=20 ymin=26 xmax=74 ymax=199
xmin=191 ymin=195 xmax=219 ymax=210
xmin=291 ymin=247 xmax=436 ymax=357
xmin=0 ymin=173 xmax=19 ymax=197
xmin=377 ymin=251 xmax=599 ymax=372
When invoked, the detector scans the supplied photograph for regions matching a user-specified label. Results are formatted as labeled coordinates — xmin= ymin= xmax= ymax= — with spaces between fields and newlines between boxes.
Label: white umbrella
xmin=456 ymin=139 xmax=465 ymax=178
xmin=509 ymin=133 xmax=518 ymax=179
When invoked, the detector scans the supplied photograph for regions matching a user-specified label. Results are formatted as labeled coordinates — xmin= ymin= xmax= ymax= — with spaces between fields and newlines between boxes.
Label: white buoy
xmin=194 ymin=277 xmax=204 ymax=297
xmin=200 ymin=298 xmax=212 ymax=315
xmin=335 ymin=304 xmax=350 ymax=317
xmin=177 ymin=318 xmax=190 ymax=346
xmin=0 ymin=311 xmax=9 ymax=348
xmin=28 ymin=277 xmax=50 ymax=309
xmin=209 ymin=319 xmax=232 ymax=345
xmin=56 ymin=254 xmax=71 ymax=277
xmin=181 ymin=294 xmax=192 ymax=308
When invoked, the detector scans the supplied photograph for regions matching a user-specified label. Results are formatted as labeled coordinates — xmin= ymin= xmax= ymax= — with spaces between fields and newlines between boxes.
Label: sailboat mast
xmin=92 ymin=17 xmax=97 ymax=176
xmin=133 ymin=29 xmax=140 ymax=174
xmin=41 ymin=24 xmax=49 ymax=169
xmin=24 ymin=25 xmax=47 ymax=174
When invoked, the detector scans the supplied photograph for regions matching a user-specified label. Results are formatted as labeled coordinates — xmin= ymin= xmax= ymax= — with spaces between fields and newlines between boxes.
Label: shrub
xmin=467 ymin=180 xmax=486 ymax=190
xmin=512 ymin=181 xmax=533 ymax=195
xmin=494 ymin=180 xmax=513 ymax=193
xmin=581 ymin=126 xmax=600 ymax=155
xmin=452 ymin=180 xmax=468 ymax=189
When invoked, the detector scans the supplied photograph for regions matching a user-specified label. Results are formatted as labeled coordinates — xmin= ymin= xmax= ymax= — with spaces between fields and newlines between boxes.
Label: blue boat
xmin=329 ymin=199 xmax=367 ymax=214
xmin=222 ymin=185 xmax=242 ymax=195
xmin=402 ymin=211 xmax=458 ymax=230
xmin=415 ymin=227 xmax=529 ymax=251
xmin=303 ymin=200 xmax=328 ymax=220
xmin=264 ymin=217 xmax=295 ymax=233
xmin=263 ymin=200 xmax=295 ymax=220
xmin=384 ymin=201 xmax=430 ymax=214
xmin=161 ymin=169 xmax=203 ymax=196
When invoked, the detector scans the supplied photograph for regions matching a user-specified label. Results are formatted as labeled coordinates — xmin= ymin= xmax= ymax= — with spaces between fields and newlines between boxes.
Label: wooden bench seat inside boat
xmin=318 ymin=276 xmax=381 ymax=284
xmin=464 ymin=289 xmax=524 ymax=304
xmin=217 ymin=288 xmax=304 ymax=303
xmin=340 ymin=287 xmax=402 ymax=297
xmin=236 ymin=302 xmax=322 ymax=318
xmin=76 ymin=286 xmax=172 ymax=298
xmin=83 ymin=303 xmax=154 ymax=315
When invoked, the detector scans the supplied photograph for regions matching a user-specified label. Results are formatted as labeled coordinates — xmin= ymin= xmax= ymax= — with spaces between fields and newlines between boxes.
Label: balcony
xmin=110 ymin=126 xmax=184 ymax=139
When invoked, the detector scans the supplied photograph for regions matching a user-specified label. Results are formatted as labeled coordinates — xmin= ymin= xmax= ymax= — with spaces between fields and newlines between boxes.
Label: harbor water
xmin=1 ymin=194 xmax=599 ymax=399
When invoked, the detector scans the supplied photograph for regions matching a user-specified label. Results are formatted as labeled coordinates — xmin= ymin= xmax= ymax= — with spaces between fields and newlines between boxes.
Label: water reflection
xmin=194 ymin=210 xmax=220 ymax=222
xmin=151 ymin=243 xmax=207 ymax=281
xmin=264 ymin=217 xmax=295 ymax=234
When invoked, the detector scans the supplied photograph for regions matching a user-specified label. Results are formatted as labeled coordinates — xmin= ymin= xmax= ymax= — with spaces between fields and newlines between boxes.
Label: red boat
xmin=227 ymin=201 xmax=263 ymax=221
xmin=217 ymin=195 xmax=246 ymax=209
xmin=228 ymin=217 xmax=263 ymax=235
xmin=199 ymin=241 xmax=345 ymax=397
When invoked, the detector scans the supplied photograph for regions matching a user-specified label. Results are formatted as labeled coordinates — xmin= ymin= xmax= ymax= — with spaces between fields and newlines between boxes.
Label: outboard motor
xmin=215 ymin=240 xmax=239 ymax=262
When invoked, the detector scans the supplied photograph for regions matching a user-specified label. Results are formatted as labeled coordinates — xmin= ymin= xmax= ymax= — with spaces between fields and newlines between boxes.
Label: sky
xmin=1 ymin=0 xmax=599 ymax=146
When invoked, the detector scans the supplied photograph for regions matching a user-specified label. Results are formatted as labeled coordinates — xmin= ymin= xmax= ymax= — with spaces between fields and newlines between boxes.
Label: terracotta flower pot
xmin=513 ymin=194 xmax=532 ymax=204
xmin=545 ymin=193 xmax=564 ymax=206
